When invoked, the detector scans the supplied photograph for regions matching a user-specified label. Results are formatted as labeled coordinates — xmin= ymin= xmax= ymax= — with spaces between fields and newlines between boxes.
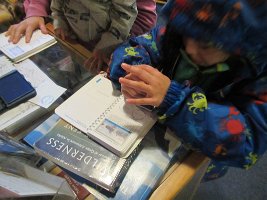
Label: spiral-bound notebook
xmin=55 ymin=74 xmax=156 ymax=158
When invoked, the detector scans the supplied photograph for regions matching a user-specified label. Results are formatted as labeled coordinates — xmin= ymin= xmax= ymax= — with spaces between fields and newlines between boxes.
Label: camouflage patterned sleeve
xmin=94 ymin=0 xmax=137 ymax=51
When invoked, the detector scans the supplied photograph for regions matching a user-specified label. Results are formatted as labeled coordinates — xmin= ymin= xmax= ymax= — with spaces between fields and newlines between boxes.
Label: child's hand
xmin=121 ymin=73 xmax=146 ymax=99
xmin=54 ymin=28 xmax=67 ymax=40
xmin=119 ymin=63 xmax=171 ymax=107
xmin=84 ymin=48 xmax=110 ymax=75
xmin=5 ymin=16 xmax=47 ymax=44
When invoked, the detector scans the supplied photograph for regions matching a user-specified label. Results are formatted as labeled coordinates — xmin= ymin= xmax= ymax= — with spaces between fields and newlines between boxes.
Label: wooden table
xmin=150 ymin=152 xmax=209 ymax=200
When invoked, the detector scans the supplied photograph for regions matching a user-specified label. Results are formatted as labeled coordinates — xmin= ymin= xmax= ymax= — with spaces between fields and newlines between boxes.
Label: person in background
xmin=50 ymin=0 xmax=156 ymax=74
xmin=0 ymin=0 xmax=24 ymax=28
xmin=109 ymin=0 xmax=267 ymax=180
xmin=5 ymin=0 xmax=50 ymax=43
xmin=130 ymin=0 xmax=157 ymax=36
xmin=5 ymin=0 xmax=157 ymax=74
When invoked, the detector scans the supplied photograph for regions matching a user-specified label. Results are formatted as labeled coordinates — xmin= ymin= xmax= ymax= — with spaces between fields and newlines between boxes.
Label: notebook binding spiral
xmin=87 ymin=95 xmax=124 ymax=131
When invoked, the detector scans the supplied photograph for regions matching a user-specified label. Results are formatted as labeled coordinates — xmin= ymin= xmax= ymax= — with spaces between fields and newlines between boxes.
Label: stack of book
xmin=24 ymin=114 xmax=185 ymax=199
xmin=30 ymin=115 xmax=140 ymax=194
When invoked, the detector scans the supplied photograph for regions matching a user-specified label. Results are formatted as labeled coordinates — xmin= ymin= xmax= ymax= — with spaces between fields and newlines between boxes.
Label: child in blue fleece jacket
xmin=109 ymin=0 xmax=267 ymax=180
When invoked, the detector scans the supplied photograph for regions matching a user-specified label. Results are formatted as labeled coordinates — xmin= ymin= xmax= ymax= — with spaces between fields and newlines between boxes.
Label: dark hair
xmin=159 ymin=23 xmax=183 ymax=78
xmin=3 ymin=0 xmax=25 ymax=23
xmin=13 ymin=0 xmax=25 ymax=22
xmin=158 ymin=24 xmax=255 ymax=96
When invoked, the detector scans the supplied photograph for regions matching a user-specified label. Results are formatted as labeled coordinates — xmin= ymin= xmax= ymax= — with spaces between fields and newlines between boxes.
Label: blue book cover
xmin=24 ymin=114 xmax=186 ymax=199
xmin=23 ymin=114 xmax=60 ymax=147
xmin=23 ymin=114 xmax=95 ymax=199
xmin=30 ymin=115 xmax=139 ymax=193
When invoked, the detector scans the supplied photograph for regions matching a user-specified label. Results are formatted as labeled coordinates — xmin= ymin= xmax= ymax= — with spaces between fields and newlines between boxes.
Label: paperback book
xmin=24 ymin=115 xmax=187 ymax=200
xmin=33 ymin=116 xmax=140 ymax=193
xmin=23 ymin=114 xmax=94 ymax=199
xmin=0 ymin=29 xmax=57 ymax=63
xmin=55 ymin=74 xmax=157 ymax=158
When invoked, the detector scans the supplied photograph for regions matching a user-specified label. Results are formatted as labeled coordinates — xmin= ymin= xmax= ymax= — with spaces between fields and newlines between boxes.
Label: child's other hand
xmin=84 ymin=48 xmax=110 ymax=75
xmin=54 ymin=28 xmax=66 ymax=40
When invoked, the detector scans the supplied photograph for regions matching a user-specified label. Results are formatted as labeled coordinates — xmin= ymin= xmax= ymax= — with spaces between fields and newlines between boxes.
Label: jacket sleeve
xmin=24 ymin=0 xmax=50 ymax=18
xmin=50 ymin=0 xmax=69 ymax=30
xmin=158 ymin=76 xmax=267 ymax=169
xmin=131 ymin=0 xmax=157 ymax=36
xmin=94 ymin=0 xmax=137 ymax=51
xmin=109 ymin=25 xmax=165 ymax=88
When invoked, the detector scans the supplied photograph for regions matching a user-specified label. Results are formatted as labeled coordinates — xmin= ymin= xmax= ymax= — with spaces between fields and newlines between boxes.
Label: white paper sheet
xmin=0 ymin=55 xmax=16 ymax=78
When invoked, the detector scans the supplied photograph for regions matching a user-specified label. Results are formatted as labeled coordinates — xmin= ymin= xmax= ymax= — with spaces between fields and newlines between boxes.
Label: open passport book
xmin=0 ymin=29 xmax=56 ymax=63
xmin=55 ymin=74 xmax=157 ymax=158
